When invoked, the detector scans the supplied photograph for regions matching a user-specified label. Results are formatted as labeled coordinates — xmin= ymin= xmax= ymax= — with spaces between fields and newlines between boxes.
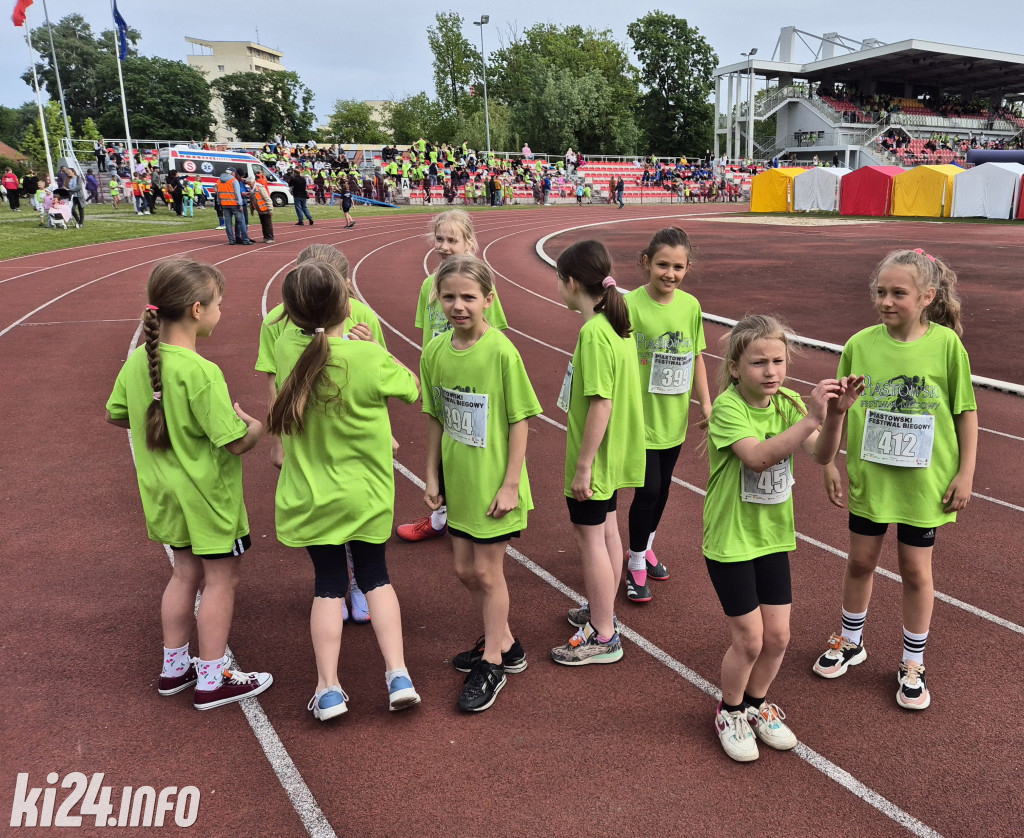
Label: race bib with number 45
xmin=441 ymin=387 xmax=488 ymax=448
xmin=860 ymin=409 xmax=934 ymax=468
xmin=741 ymin=460 xmax=793 ymax=505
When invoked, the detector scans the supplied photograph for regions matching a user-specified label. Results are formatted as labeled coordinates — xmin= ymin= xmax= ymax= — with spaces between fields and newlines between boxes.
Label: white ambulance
xmin=157 ymin=147 xmax=293 ymax=206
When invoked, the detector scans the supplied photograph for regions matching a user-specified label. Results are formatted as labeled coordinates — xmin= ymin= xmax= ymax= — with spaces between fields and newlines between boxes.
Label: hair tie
xmin=912 ymin=248 xmax=935 ymax=263
xmin=145 ymin=304 xmax=159 ymax=311
xmin=602 ymin=276 xmax=616 ymax=289
xmin=152 ymin=391 xmax=162 ymax=402
xmin=313 ymin=327 xmax=325 ymax=334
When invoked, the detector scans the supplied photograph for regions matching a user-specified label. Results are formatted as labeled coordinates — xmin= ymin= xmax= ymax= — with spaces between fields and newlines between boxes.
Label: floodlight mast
xmin=474 ymin=16 xmax=491 ymax=163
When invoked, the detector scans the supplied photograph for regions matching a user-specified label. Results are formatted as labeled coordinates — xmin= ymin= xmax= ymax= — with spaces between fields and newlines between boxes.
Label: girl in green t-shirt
xmin=551 ymin=240 xmax=645 ymax=667
xmin=105 ymin=259 xmax=271 ymax=711
xmin=624 ymin=227 xmax=712 ymax=605
xmin=704 ymin=315 xmax=861 ymax=762
xmin=814 ymin=249 xmax=977 ymax=713
xmin=268 ymin=261 xmax=422 ymax=720
xmin=421 ymin=255 xmax=542 ymax=712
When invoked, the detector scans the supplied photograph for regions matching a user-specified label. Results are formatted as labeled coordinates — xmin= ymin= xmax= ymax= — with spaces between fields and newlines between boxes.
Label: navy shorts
xmin=705 ymin=552 xmax=792 ymax=618
xmin=848 ymin=513 xmax=936 ymax=548
xmin=448 ymin=525 xmax=519 ymax=544
xmin=566 ymin=491 xmax=618 ymax=526
xmin=169 ymin=534 xmax=251 ymax=560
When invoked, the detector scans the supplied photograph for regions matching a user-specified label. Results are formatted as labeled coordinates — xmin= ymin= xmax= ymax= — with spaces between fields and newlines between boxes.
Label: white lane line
xmin=391 ymin=456 xmax=941 ymax=838
xmin=122 ymin=322 xmax=337 ymax=838
xmin=507 ymin=327 xmax=572 ymax=357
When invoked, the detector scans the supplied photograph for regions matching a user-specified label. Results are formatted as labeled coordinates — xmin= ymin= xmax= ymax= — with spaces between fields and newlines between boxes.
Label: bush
xmin=0 ymin=155 xmax=30 ymax=177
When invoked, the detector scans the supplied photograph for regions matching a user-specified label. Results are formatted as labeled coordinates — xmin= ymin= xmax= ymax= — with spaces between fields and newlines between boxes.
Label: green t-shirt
xmin=839 ymin=323 xmax=975 ymax=528
xmin=420 ymin=328 xmax=542 ymax=537
xmin=414 ymin=274 xmax=509 ymax=349
xmin=702 ymin=385 xmax=806 ymax=563
xmin=106 ymin=344 xmax=249 ymax=554
xmin=561 ymin=314 xmax=645 ymax=500
xmin=273 ymin=332 xmax=419 ymax=546
xmin=625 ymin=286 xmax=707 ymax=449
xmin=256 ymin=299 xmax=386 ymax=374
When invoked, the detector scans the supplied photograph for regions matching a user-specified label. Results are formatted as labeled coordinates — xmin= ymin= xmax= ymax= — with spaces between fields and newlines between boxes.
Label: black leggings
xmin=306 ymin=541 xmax=390 ymax=599
xmin=627 ymin=445 xmax=682 ymax=552
xmin=71 ymin=197 xmax=84 ymax=226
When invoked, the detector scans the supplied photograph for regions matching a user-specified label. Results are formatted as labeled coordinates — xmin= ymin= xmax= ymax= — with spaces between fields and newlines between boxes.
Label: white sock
xmin=646 ymin=531 xmax=656 ymax=551
xmin=430 ymin=506 xmax=447 ymax=530
xmin=627 ymin=550 xmax=647 ymax=571
xmin=196 ymin=655 xmax=229 ymax=692
xmin=162 ymin=644 xmax=190 ymax=677
xmin=902 ymin=627 xmax=928 ymax=665
xmin=385 ymin=668 xmax=410 ymax=688
xmin=841 ymin=607 xmax=868 ymax=646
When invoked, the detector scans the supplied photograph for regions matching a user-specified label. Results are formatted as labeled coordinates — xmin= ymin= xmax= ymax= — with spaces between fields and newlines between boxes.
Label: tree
xmin=78 ymin=116 xmax=102 ymax=142
xmin=19 ymin=99 xmax=63 ymax=171
xmin=98 ymin=57 xmax=214 ymax=140
xmin=426 ymin=12 xmax=481 ymax=116
xmin=627 ymin=11 xmax=718 ymax=156
xmin=211 ymin=70 xmax=316 ymax=142
xmin=325 ymin=99 xmax=389 ymax=144
xmin=488 ymin=24 xmax=640 ymax=154
xmin=382 ymin=93 xmax=453 ymax=145
xmin=0 ymin=102 xmax=37 ymax=149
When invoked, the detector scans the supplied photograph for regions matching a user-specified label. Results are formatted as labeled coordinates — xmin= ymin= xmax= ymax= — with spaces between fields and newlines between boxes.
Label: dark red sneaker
xmin=193 ymin=669 xmax=273 ymax=710
xmin=396 ymin=516 xmax=446 ymax=542
xmin=158 ymin=662 xmax=197 ymax=696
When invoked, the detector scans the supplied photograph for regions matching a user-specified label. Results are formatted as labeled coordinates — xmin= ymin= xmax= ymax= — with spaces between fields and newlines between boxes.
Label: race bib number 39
xmin=648 ymin=351 xmax=693 ymax=395
xmin=557 ymin=362 xmax=574 ymax=413
xmin=860 ymin=409 xmax=934 ymax=468
xmin=741 ymin=460 xmax=793 ymax=505
xmin=441 ymin=387 xmax=488 ymax=448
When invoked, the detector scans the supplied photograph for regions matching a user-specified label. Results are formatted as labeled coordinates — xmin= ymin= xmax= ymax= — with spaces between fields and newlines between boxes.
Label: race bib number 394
xmin=441 ymin=387 xmax=488 ymax=448
xmin=860 ymin=409 xmax=934 ymax=468
xmin=648 ymin=351 xmax=693 ymax=395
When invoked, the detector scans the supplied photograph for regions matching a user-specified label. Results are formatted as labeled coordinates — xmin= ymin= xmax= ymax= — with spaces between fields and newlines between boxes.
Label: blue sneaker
xmin=308 ymin=686 xmax=348 ymax=721
xmin=387 ymin=674 xmax=421 ymax=712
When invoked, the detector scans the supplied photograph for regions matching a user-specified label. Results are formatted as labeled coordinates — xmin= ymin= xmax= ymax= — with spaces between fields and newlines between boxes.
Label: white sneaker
xmin=715 ymin=703 xmax=759 ymax=762
xmin=746 ymin=701 xmax=797 ymax=750
xmin=308 ymin=686 xmax=348 ymax=721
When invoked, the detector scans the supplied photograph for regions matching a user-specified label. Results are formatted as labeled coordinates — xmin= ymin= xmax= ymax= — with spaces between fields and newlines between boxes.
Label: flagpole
xmin=23 ymin=12 xmax=56 ymax=184
xmin=111 ymin=0 xmax=134 ymax=173
xmin=40 ymin=0 xmax=73 ymax=159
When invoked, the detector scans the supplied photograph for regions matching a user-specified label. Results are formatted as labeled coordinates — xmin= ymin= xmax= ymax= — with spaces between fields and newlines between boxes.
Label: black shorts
xmin=170 ymin=534 xmax=251 ymax=560
xmin=565 ymin=491 xmax=618 ymax=526
xmin=848 ymin=513 xmax=937 ymax=548
xmin=448 ymin=525 xmax=519 ymax=544
xmin=705 ymin=552 xmax=792 ymax=617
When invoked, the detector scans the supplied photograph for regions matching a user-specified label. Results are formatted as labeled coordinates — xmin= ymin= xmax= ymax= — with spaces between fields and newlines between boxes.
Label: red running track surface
xmin=1 ymin=205 xmax=1021 ymax=837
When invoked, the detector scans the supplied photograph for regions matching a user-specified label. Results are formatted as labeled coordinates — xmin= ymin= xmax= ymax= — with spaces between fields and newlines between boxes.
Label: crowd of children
xmin=106 ymin=208 xmax=976 ymax=763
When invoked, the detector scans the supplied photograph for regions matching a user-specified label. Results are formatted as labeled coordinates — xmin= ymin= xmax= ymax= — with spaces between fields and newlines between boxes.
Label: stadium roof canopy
xmin=717 ymin=38 xmax=1024 ymax=99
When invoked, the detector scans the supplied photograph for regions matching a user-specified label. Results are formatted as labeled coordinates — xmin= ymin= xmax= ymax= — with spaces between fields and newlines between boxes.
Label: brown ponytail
xmin=143 ymin=258 xmax=225 ymax=451
xmin=267 ymin=262 xmax=350 ymax=436
xmin=870 ymin=248 xmax=963 ymax=336
xmin=556 ymin=239 xmax=632 ymax=338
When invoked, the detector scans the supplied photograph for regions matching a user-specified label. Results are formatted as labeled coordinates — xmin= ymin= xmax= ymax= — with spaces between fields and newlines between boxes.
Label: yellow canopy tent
xmin=892 ymin=165 xmax=961 ymax=217
xmin=750 ymin=168 xmax=805 ymax=212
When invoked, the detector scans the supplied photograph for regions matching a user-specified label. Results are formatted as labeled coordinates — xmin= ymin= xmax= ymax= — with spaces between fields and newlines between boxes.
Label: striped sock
xmin=841 ymin=608 xmax=868 ymax=646
xmin=902 ymin=627 xmax=928 ymax=665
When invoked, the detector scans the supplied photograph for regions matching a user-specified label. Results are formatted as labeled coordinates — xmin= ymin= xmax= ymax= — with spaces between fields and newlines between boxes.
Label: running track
xmin=1 ymin=205 xmax=1021 ymax=837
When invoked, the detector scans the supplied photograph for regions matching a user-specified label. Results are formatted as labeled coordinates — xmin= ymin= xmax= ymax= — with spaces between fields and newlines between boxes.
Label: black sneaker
xmin=457 ymin=660 xmax=505 ymax=712
xmin=645 ymin=550 xmax=670 ymax=581
xmin=452 ymin=636 xmax=527 ymax=673
xmin=625 ymin=569 xmax=652 ymax=603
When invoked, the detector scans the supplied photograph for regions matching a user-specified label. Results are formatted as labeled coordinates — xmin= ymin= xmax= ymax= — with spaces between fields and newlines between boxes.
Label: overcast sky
xmin=5 ymin=0 xmax=1023 ymax=124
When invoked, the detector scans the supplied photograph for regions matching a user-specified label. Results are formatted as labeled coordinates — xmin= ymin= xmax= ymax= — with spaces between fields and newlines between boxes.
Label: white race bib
xmin=441 ymin=387 xmax=488 ymax=448
xmin=648 ymin=351 xmax=693 ymax=395
xmin=860 ymin=409 xmax=934 ymax=468
xmin=557 ymin=362 xmax=574 ymax=413
xmin=741 ymin=460 xmax=793 ymax=505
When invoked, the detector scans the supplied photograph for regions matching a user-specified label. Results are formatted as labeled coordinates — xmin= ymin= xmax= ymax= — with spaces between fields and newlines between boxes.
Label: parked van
xmin=157 ymin=147 xmax=293 ymax=206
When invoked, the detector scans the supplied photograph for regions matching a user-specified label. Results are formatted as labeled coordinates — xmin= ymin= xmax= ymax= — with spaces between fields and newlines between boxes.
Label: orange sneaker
xmin=396 ymin=516 xmax=446 ymax=542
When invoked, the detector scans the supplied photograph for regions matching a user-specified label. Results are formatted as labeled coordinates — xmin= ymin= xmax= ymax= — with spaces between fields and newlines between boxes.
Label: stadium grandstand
xmin=715 ymin=26 xmax=1024 ymax=168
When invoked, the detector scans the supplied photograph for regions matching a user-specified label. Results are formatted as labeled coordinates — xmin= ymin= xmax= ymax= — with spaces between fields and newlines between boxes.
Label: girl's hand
xmin=831 ymin=375 xmax=866 ymax=414
xmin=391 ymin=436 xmax=400 ymax=456
xmin=487 ymin=483 xmax=520 ymax=518
xmin=424 ymin=478 xmax=444 ymax=511
xmin=233 ymin=402 xmax=258 ymax=426
xmin=347 ymin=323 xmax=374 ymax=342
xmin=943 ymin=472 xmax=973 ymax=512
xmin=806 ymin=380 xmax=841 ymax=424
xmin=571 ymin=465 xmax=594 ymax=502
xmin=824 ymin=462 xmax=845 ymax=507
xmin=269 ymin=435 xmax=285 ymax=470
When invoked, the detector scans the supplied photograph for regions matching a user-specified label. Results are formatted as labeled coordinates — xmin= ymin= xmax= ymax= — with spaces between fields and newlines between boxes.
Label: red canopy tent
xmin=839 ymin=166 xmax=904 ymax=217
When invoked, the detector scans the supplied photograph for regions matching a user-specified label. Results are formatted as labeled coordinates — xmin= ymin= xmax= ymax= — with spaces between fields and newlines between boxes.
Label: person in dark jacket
xmin=287 ymin=169 xmax=313 ymax=225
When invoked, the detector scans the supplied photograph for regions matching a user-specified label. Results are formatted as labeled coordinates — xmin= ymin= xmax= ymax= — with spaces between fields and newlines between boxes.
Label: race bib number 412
xmin=860 ymin=409 xmax=934 ymax=468
xmin=441 ymin=387 xmax=488 ymax=448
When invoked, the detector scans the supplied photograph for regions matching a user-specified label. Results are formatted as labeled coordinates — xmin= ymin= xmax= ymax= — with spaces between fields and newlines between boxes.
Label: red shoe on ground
xmin=194 ymin=669 xmax=273 ymax=710
xmin=158 ymin=662 xmax=197 ymax=696
xmin=396 ymin=516 xmax=446 ymax=542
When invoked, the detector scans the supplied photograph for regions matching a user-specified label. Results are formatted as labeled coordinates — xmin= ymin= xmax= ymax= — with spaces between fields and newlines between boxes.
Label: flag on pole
xmin=12 ymin=0 xmax=33 ymax=26
xmin=112 ymin=0 xmax=128 ymax=59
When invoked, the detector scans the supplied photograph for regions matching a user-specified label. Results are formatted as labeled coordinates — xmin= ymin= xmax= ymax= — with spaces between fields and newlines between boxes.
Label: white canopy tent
xmin=793 ymin=167 xmax=851 ymax=212
xmin=951 ymin=162 xmax=1024 ymax=219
